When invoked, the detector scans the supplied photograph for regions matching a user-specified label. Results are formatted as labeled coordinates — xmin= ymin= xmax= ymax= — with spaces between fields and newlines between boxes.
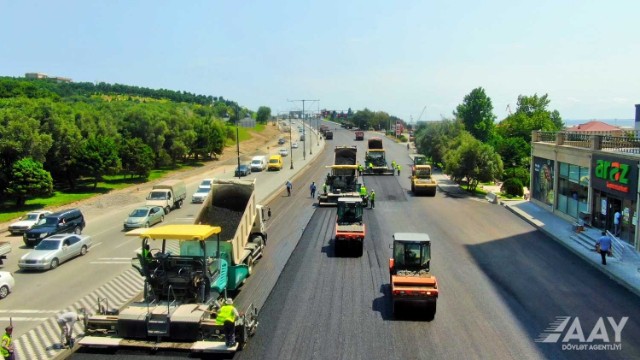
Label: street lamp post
xmin=288 ymin=99 xmax=319 ymax=161
xmin=236 ymin=105 xmax=241 ymax=179
xmin=289 ymin=115 xmax=294 ymax=169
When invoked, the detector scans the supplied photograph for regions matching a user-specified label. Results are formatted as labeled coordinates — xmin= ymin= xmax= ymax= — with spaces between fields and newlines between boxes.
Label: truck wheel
xmin=246 ymin=256 xmax=254 ymax=276
xmin=334 ymin=241 xmax=342 ymax=257
xmin=177 ymin=200 xmax=183 ymax=209
xmin=357 ymin=242 xmax=364 ymax=257
xmin=427 ymin=303 xmax=437 ymax=320
xmin=165 ymin=206 xmax=171 ymax=215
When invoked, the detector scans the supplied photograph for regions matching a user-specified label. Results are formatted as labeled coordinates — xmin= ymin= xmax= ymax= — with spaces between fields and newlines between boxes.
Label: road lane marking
xmin=0 ymin=317 xmax=49 ymax=321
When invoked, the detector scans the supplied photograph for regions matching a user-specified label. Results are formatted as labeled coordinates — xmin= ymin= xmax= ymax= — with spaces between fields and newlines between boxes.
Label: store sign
xmin=591 ymin=155 xmax=638 ymax=200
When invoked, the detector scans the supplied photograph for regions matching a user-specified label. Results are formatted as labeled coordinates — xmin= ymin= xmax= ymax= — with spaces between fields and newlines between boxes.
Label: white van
xmin=250 ymin=155 xmax=267 ymax=171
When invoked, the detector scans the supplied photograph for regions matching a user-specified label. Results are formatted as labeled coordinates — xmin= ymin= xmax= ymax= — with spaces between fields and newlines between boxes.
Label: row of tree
xmin=413 ymin=88 xmax=564 ymax=193
xmin=0 ymin=77 xmax=272 ymax=206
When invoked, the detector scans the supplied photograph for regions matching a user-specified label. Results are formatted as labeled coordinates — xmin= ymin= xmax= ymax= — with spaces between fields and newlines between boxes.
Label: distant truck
xmin=411 ymin=164 xmax=437 ymax=196
xmin=145 ymin=180 xmax=187 ymax=214
xmin=334 ymin=197 xmax=365 ymax=256
xmin=389 ymin=233 xmax=438 ymax=319
xmin=363 ymin=138 xmax=394 ymax=175
xmin=325 ymin=130 xmax=334 ymax=140
xmin=318 ymin=146 xmax=362 ymax=206
xmin=355 ymin=130 xmax=364 ymax=141
xmin=81 ymin=178 xmax=267 ymax=353
xmin=0 ymin=242 xmax=10 ymax=266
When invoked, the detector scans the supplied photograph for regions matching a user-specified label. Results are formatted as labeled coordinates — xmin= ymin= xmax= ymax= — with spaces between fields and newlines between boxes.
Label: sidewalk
xmin=433 ymin=173 xmax=640 ymax=298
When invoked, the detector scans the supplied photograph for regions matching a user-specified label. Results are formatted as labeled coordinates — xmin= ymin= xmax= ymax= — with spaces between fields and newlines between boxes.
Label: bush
xmin=501 ymin=178 xmax=524 ymax=197
xmin=397 ymin=135 xmax=407 ymax=142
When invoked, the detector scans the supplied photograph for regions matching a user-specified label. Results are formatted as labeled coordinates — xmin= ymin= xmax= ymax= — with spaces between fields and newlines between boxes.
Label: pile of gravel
xmin=202 ymin=207 xmax=242 ymax=241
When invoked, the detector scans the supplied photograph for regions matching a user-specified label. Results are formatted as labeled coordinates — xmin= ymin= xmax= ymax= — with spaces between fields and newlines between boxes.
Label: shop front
xmin=591 ymin=155 xmax=638 ymax=245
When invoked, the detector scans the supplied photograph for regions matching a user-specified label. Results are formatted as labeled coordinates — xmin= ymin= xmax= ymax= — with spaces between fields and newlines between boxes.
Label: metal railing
xmin=533 ymin=131 xmax=640 ymax=154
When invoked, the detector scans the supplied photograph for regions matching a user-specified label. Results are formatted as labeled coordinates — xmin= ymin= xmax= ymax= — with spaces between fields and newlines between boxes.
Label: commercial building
xmin=531 ymin=104 xmax=640 ymax=251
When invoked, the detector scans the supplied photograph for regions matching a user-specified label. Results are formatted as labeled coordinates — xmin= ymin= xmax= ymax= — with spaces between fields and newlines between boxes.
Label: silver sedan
xmin=123 ymin=205 xmax=165 ymax=230
xmin=18 ymin=234 xmax=92 ymax=271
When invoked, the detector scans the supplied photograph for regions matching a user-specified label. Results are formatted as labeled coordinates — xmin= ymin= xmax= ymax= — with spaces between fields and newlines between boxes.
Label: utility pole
xmin=236 ymin=104 xmax=241 ymax=178
xmin=288 ymin=99 xmax=319 ymax=160
xmin=289 ymin=114 xmax=294 ymax=169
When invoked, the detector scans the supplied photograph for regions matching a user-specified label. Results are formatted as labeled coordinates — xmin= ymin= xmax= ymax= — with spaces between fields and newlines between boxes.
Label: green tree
xmin=444 ymin=132 xmax=503 ymax=192
xmin=414 ymin=119 xmax=464 ymax=167
xmin=76 ymin=135 xmax=121 ymax=189
xmin=120 ymin=138 xmax=154 ymax=179
xmin=454 ymin=87 xmax=496 ymax=142
xmin=256 ymin=106 xmax=271 ymax=124
xmin=6 ymin=158 xmax=53 ymax=207
xmin=496 ymin=94 xmax=563 ymax=142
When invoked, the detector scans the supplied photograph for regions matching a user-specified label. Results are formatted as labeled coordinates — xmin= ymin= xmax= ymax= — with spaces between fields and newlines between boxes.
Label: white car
xmin=292 ymin=142 xmax=299 ymax=149
xmin=0 ymin=271 xmax=14 ymax=299
xmin=19 ymin=233 xmax=92 ymax=271
xmin=279 ymin=148 xmax=289 ymax=157
xmin=199 ymin=179 xmax=213 ymax=189
xmin=8 ymin=210 xmax=52 ymax=235
xmin=192 ymin=186 xmax=210 ymax=203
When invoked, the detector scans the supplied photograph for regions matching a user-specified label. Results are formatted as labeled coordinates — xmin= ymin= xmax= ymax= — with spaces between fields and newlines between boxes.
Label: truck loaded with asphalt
xmin=80 ymin=178 xmax=267 ymax=354
xmin=318 ymin=146 xmax=363 ymax=206
xmin=363 ymin=137 xmax=394 ymax=175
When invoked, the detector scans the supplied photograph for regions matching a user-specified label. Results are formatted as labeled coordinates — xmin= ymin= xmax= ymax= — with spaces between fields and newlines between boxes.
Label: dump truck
xmin=411 ymin=164 xmax=437 ymax=196
xmin=325 ymin=130 xmax=334 ymax=140
xmin=334 ymin=197 xmax=366 ymax=257
xmin=363 ymin=137 xmax=394 ymax=175
xmin=411 ymin=155 xmax=428 ymax=176
xmin=389 ymin=233 xmax=438 ymax=319
xmin=80 ymin=179 xmax=267 ymax=353
xmin=145 ymin=179 xmax=187 ymax=214
xmin=320 ymin=124 xmax=330 ymax=137
xmin=0 ymin=241 xmax=10 ymax=266
xmin=355 ymin=130 xmax=364 ymax=141
xmin=318 ymin=146 xmax=363 ymax=206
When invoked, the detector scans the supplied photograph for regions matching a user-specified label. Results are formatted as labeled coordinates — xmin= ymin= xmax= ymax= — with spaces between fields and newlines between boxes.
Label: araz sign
xmin=591 ymin=155 xmax=638 ymax=200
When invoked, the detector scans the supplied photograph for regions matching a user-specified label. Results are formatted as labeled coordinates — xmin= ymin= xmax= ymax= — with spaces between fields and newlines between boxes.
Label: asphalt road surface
xmin=71 ymin=124 xmax=640 ymax=359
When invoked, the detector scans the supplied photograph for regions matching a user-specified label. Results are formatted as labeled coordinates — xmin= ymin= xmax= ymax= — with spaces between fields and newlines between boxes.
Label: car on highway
xmin=192 ymin=186 xmax=210 ymax=203
xmin=199 ymin=178 xmax=213 ymax=189
xmin=18 ymin=234 xmax=92 ymax=271
xmin=23 ymin=208 xmax=86 ymax=247
xmin=235 ymin=164 xmax=252 ymax=177
xmin=123 ymin=206 xmax=165 ymax=230
xmin=292 ymin=142 xmax=299 ymax=149
xmin=8 ymin=210 xmax=52 ymax=235
xmin=279 ymin=148 xmax=289 ymax=157
xmin=0 ymin=271 xmax=14 ymax=299
xmin=278 ymin=138 xmax=286 ymax=145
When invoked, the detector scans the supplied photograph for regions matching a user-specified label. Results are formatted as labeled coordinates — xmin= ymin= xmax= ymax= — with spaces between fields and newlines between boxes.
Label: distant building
xmin=565 ymin=120 xmax=624 ymax=136
xmin=24 ymin=72 xmax=72 ymax=83
xmin=25 ymin=72 xmax=48 ymax=79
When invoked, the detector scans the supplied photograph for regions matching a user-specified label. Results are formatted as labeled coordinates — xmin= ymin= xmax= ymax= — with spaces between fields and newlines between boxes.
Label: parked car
xmin=279 ymin=148 xmax=289 ymax=157
xmin=292 ymin=142 xmax=299 ymax=149
xmin=19 ymin=234 xmax=92 ymax=271
xmin=278 ymin=138 xmax=286 ymax=145
xmin=192 ymin=186 xmax=210 ymax=203
xmin=123 ymin=206 xmax=165 ymax=230
xmin=0 ymin=271 xmax=14 ymax=299
xmin=199 ymin=178 xmax=213 ymax=189
xmin=23 ymin=209 xmax=86 ymax=247
xmin=235 ymin=164 xmax=252 ymax=177
xmin=9 ymin=210 xmax=52 ymax=235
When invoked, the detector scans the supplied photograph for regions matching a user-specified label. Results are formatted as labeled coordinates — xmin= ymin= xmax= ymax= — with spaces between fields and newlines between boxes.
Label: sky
xmin=1 ymin=0 xmax=638 ymax=122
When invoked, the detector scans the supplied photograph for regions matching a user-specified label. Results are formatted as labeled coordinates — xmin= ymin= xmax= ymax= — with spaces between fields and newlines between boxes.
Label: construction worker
xmin=396 ymin=164 xmax=402 ymax=176
xmin=369 ymin=190 xmax=376 ymax=209
xmin=57 ymin=311 xmax=81 ymax=348
xmin=357 ymin=162 xmax=364 ymax=176
xmin=359 ymin=184 xmax=367 ymax=197
xmin=142 ymin=244 xmax=152 ymax=261
xmin=368 ymin=162 xmax=373 ymax=172
xmin=1 ymin=326 xmax=14 ymax=360
xmin=391 ymin=160 xmax=396 ymax=170
xmin=216 ymin=298 xmax=240 ymax=347
xmin=322 ymin=182 xmax=328 ymax=194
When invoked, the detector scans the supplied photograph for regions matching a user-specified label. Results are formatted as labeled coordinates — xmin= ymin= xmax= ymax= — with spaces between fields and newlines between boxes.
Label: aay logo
xmin=536 ymin=316 xmax=627 ymax=351
xmin=595 ymin=160 xmax=629 ymax=184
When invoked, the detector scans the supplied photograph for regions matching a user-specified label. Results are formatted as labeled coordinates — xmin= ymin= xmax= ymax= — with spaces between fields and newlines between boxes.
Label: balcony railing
xmin=533 ymin=130 xmax=640 ymax=154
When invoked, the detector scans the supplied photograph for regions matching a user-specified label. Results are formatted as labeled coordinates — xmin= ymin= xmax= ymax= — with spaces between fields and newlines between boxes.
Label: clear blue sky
xmin=1 ymin=0 xmax=638 ymax=121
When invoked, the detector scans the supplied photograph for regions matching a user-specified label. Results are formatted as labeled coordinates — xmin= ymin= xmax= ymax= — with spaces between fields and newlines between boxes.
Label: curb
xmin=501 ymin=203 xmax=640 ymax=299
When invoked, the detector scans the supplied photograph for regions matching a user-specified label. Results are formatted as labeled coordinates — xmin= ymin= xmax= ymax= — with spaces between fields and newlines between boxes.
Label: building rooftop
xmin=565 ymin=121 xmax=622 ymax=132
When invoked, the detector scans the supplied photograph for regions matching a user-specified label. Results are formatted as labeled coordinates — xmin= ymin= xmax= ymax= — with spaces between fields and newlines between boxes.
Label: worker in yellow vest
xmin=216 ymin=298 xmax=240 ymax=347
xmin=1 ymin=326 xmax=14 ymax=360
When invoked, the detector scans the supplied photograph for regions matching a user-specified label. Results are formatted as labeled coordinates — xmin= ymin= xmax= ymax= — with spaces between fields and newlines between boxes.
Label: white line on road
xmin=90 ymin=261 xmax=131 ymax=264
xmin=0 ymin=310 xmax=57 ymax=313
xmin=0 ymin=317 xmax=49 ymax=321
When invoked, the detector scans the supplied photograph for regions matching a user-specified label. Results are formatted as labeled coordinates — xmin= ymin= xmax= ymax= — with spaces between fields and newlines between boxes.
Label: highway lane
xmin=236 ymin=129 xmax=640 ymax=360
xmin=0 ymin=122 xmax=315 ymax=339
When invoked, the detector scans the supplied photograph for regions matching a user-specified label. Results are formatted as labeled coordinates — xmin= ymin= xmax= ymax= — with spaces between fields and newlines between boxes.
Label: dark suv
xmin=23 ymin=209 xmax=86 ymax=247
